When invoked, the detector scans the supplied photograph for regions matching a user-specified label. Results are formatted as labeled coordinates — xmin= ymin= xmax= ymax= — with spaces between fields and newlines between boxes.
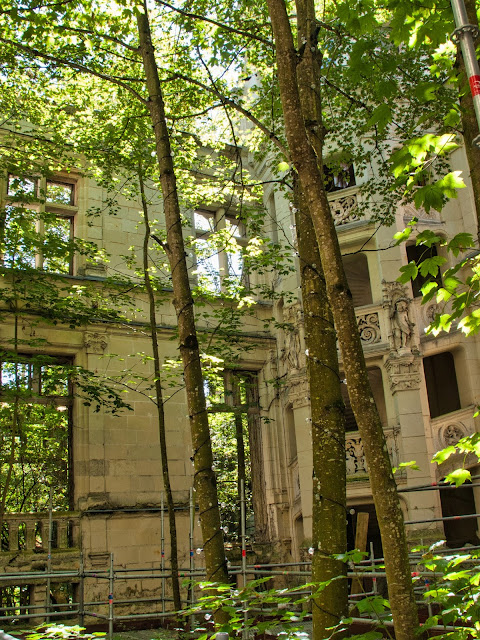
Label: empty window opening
xmin=3 ymin=174 xmax=77 ymax=274
xmin=343 ymin=253 xmax=373 ymax=307
xmin=206 ymin=371 xmax=266 ymax=541
xmin=324 ymin=163 xmax=356 ymax=193
xmin=193 ymin=209 xmax=248 ymax=293
xmin=423 ymin=352 xmax=461 ymax=418
xmin=342 ymin=367 xmax=386 ymax=432
xmin=286 ymin=404 xmax=297 ymax=462
xmin=0 ymin=355 xmax=73 ymax=516
xmin=406 ymin=243 xmax=442 ymax=298
xmin=440 ymin=482 xmax=479 ymax=548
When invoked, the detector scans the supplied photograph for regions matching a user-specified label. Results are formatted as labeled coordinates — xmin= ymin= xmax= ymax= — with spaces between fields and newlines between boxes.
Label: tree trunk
xmin=136 ymin=4 xmax=229 ymax=592
xmin=138 ymin=170 xmax=181 ymax=611
xmin=458 ymin=0 xmax=480 ymax=242
xmin=265 ymin=1 xmax=419 ymax=638
xmin=292 ymin=3 xmax=348 ymax=633
xmin=294 ymin=177 xmax=348 ymax=639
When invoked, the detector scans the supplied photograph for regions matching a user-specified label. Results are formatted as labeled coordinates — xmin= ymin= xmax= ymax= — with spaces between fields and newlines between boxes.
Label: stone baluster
xmin=8 ymin=519 xmax=19 ymax=551
xmin=41 ymin=519 xmax=50 ymax=549
xmin=26 ymin=518 xmax=36 ymax=551
xmin=57 ymin=518 xmax=68 ymax=549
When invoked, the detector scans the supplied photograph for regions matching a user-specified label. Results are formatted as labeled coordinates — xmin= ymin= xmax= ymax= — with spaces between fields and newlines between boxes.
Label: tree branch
xmin=155 ymin=0 xmax=273 ymax=47
xmin=167 ymin=71 xmax=289 ymax=157
xmin=0 ymin=37 xmax=147 ymax=104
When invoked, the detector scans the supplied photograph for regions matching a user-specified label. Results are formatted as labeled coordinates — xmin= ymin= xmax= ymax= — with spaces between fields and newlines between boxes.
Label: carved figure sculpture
xmin=390 ymin=298 xmax=415 ymax=351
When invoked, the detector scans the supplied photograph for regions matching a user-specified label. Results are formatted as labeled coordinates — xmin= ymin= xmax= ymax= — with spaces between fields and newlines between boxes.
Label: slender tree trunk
xmin=138 ymin=171 xmax=181 ymax=611
xmin=136 ymin=4 xmax=229 ymax=592
xmin=265 ymin=1 xmax=419 ymax=638
xmin=458 ymin=0 xmax=480 ymax=242
xmin=294 ymin=177 xmax=348 ymax=639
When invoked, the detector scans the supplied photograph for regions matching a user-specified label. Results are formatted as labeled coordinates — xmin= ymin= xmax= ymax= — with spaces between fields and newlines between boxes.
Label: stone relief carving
xmin=382 ymin=281 xmax=416 ymax=353
xmin=357 ymin=312 xmax=382 ymax=345
xmin=442 ymin=422 xmax=466 ymax=447
xmin=345 ymin=429 xmax=399 ymax=477
xmin=346 ymin=437 xmax=368 ymax=475
xmin=84 ymin=332 xmax=108 ymax=354
xmin=403 ymin=202 xmax=441 ymax=223
xmin=384 ymin=353 xmax=421 ymax=393
xmin=330 ymin=194 xmax=360 ymax=226
xmin=287 ymin=375 xmax=310 ymax=409
xmin=281 ymin=303 xmax=305 ymax=372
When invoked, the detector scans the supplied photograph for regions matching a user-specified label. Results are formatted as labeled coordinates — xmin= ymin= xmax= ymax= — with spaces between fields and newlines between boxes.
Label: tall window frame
xmin=0 ymin=354 xmax=74 ymax=514
xmin=193 ymin=208 xmax=248 ymax=293
xmin=3 ymin=174 xmax=78 ymax=275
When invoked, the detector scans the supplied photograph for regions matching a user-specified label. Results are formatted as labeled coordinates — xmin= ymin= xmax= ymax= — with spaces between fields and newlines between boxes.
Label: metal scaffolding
xmin=0 ymin=479 xmax=479 ymax=639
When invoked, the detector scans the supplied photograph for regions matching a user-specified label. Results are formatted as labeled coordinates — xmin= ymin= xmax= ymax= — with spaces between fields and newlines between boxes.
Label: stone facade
xmin=1 ymin=143 xmax=480 ymax=617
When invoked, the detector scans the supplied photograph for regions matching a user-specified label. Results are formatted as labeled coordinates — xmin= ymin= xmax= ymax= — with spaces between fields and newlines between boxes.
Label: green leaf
xmin=365 ymin=103 xmax=392 ymax=133
xmin=418 ymin=255 xmax=446 ymax=277
xmin=398 ymin=261 xmax=418 ymax=283
xmin=445 ymin=468 xmax=471 ymax=487
xmin=432 ymin=445 xmax=456 ymax=464
xmin=447 ymin=233 xmax=475 ymax=257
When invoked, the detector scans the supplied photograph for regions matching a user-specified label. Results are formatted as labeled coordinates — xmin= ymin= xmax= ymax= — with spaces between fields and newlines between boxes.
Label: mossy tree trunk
xmin=294 ymin=176 xmax=348 ymax=639
xmin=265 ymin=1 xmax=419 ymax=638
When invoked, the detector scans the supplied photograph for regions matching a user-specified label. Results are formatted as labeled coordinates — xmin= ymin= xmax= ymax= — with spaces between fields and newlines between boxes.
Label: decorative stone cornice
xmin=84 ymin=332 xmax=108 ymax=354
xmin=384 ymin=351 xmax=421 ymax=393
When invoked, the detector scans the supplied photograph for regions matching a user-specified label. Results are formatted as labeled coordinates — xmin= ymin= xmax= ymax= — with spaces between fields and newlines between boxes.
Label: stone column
xmin=287 ymin=374 xmax=313 ymax=542
xmin=383 ymin=282 xmax=443 ymax=546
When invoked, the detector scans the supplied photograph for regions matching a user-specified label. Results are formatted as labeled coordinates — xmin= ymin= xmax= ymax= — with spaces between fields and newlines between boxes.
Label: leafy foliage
xmin=25 ymin=625 xmax=105 ymax=640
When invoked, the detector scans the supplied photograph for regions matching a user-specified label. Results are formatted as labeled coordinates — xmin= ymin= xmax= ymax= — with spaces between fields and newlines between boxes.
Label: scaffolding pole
xmin=160 ymin=492 xmax=165 ymax=614
xmin=45 ymin=487 xmax=53 ymax=624
xmin=108 ymin=553 xmax=114 ymax=640
xmin=240 ymin=479 xmax=248 ymax=640
xmin=451 ymin=0 xmax=480 ymax=144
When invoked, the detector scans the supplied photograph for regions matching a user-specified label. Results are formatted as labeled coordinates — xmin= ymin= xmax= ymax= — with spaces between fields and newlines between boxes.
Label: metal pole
xmin=369 ymin=541 xmax=377 ymax=597
xmin=451 ymin=0 xmax=480 ymax=144
xmin=240 ymin=479 xmax=248 ymax=640
xmin=79 ymin=552 xmax=85 ymax=627
xmin=108 ymin=553 xmax=114 ymax=640
xmin=189 ymin=488 xmax=195 ymax=630
xmin=46 ymin=487 xmax=53 ymax=623
xmin=161 ymin=491 xmax=165 ymax=614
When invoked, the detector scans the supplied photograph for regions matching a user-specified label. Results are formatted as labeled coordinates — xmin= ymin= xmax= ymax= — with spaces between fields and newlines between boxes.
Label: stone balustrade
xmin=346 ymin=427 xmax=400 ymax=478
xmin=329 ymin=188 xmax=360 ymax=226
xmin=1 ymin=512 xmax=79 ymax=553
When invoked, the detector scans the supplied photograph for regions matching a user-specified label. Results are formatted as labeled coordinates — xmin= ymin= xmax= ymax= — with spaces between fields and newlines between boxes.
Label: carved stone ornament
xmin=382 ymin=281 xmax=416 ymax=353
xmin=357 ymin=311 xmax=382 ymax=345
xmin=403 ymin=202 xmax=441 ymax=223
xmin=330 ymin=194 xmax=360 ymax=226
xmin=287 ymin=374 xmax=310 ymax=409
xmin=346 ymin=428 xmax=399 ymax=478
xmin=281 ymin=303 xmax=305 ymax=372
xmin=384 ymin=351 xmax=421 ymax=393
xmin=442 ymin=422 xmax=466 ymax=447
xmin=84 ymin=332 xmax=108 ymax=354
